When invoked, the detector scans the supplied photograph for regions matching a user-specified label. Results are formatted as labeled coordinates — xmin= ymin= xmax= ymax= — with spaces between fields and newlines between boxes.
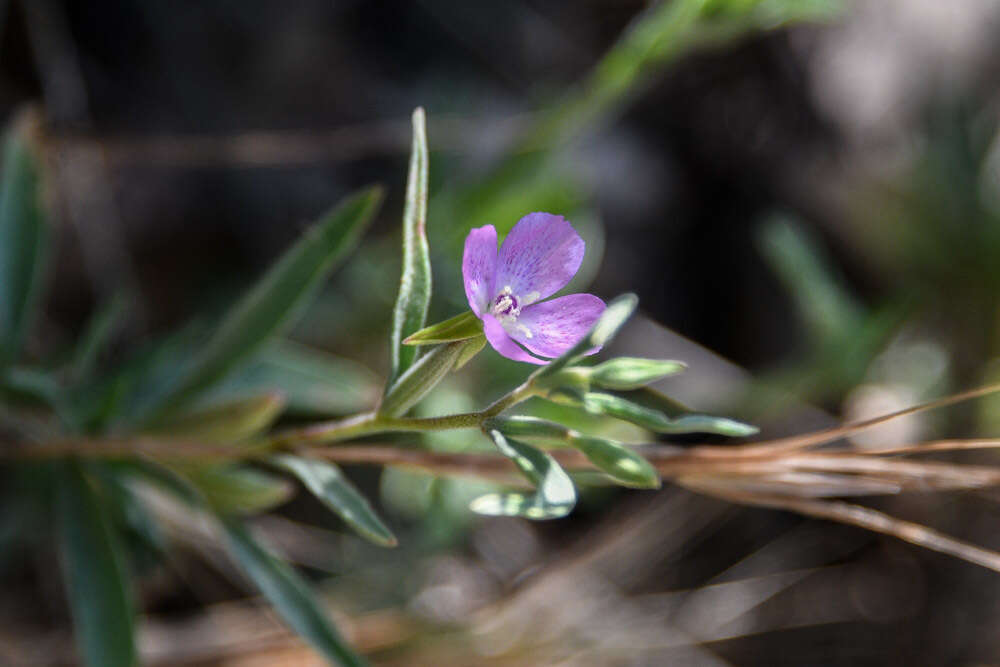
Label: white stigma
xmin=491 ymin=285 xmax=533 ymax=338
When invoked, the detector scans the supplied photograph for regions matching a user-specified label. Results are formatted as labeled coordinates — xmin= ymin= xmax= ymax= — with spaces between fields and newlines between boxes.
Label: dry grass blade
xmin=782 ymin=455 xmax=1000 ymax=490
xmin=679 ymin=472 xmax=903 ymax=498
xmin=707 ymin=382 xmax=1000 ymax=459
xmin=830 ymin=438 xmax=1000 ymax=456
xmin=682 ymin=481 xmax=1000 ymax=573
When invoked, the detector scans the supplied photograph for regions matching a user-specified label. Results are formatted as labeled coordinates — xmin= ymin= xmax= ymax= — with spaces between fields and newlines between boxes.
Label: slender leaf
xmin=588 ymin=357 xmax=686 ymax=390
xmin=145 ymin=186 xmax=383 ymax=420
xmin=470 ymin=430 xmax=576 ymax=519
xmin=148 ymin=393 xmax=286 ymax=443
xmin=570 ymin=436 xmax=660 ymax=489
xmin=581 ymin=391 xmax=758 ymax=436
xmin=455 ymin=334 xmax=486 ymax=369
xmin=380 ymin=340 xmax=467 ymax=417
xmin=270 ymin=454 xmax=397 ymax=547
xmin=57 ymin=463 xmax=137 ymax=667
xmin=177 ymin=464 xmax=293 ymax=515
xmin=71 ymin=293 xmax=127 ymax=382
xmin=0 ymin=118 xmax=49 ymax=367
xmin=388 ymin=108 xmax=431 ymax=386
xmin=221 ymin=518 xmax=367 ymax=666
xmin=491 ymin=417 xmax=659 ymax=489
xmin=218 ymin=340 xmax=380 ymax=417
xmin=403 ymin=311 xmax=483 ymax=346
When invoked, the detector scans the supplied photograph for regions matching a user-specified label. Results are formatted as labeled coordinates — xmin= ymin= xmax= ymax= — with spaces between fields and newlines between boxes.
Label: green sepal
xmin=403 ymin=311 xmax=483 ymax=346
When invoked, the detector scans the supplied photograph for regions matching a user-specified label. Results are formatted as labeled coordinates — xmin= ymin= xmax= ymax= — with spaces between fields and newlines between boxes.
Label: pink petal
xmin=506 ymin=294 xmax=606 ymax=359
xmin=482 ymin=314 xmax=547 ymax=365
xmin=495 ymin=213 xmax=585 ymax=304
xmin=462 ymin=225 xmax=498 ymax=316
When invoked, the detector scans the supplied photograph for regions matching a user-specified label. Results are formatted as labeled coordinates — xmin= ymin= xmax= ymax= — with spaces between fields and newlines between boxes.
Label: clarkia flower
xmin=463 ymin=212 xmax=606 ymax=364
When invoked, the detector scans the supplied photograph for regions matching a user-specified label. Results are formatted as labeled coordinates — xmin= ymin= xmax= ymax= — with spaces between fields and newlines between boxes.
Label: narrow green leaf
xmin=270 ymin=454 xmax=397 ymax=547
xmin=455 ymin=334 xmax=486 ymax=370
xmin=146 ymin=186 xmax=383 ymax=420
xmin=490 ymin=417 xmax=659 ymax=489
xmin=148 ymin=393 xmax=286 ymax=443
xmin=71 ymin=293 xmax=127 ymax=382
xmin=535 ymin=293 xmax=638 ymax=380
xmin=581 ymin=391 xmax=758 ymax=436
xmin=176 ymin=464 xmax=293 ymax=515
xmin=1 ymin=365 xmax=62 ymax=407
xmin=570 ymin=436 xmax=660 ymax=489
xmin=57 ymin=463 xmax=137 ymax=667
xmin=488 ymin=415 xmax=571 ymax=442
xmin=588 ymin=357 xmax=686 ymax=390
xmin=403 ymin=311 xmax=483 ymax=346
xmin=219 ymin=340 xmax=380 ymax=417
xmin=0 ymin=115 xmax=49 ymax=367
xmin=379 ymin=340 xmax=466 ymax=417
xmin=221 ymin=518 xmax=367 ymax=667
xmin=388 ymin=108 xmax=431 ymax=386
xmin=470 ymin=430 xmax=576 ymax=520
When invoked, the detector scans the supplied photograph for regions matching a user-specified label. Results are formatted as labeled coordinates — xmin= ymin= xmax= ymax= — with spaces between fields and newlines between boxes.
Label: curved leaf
xmin=0 ymin=116 xmax=49 ymax=368
xmin=581 ymin=391 xmax=758 ymax=436
xmin=271 ymin=454 xmax=397 ymax=547
xmin=570 ymin=436 xmax=660 ymax=489
xmin=57 ymin=463 xmax=137 ymax=667
xmin=145 ymin=186 xmax=383 ymax=420
xmin=471 ymin=430 xmax=576 ymax=519
xmin=221 ymin=518 xmax=367 ymax=667
xmin=149 ymin=393 xmax=286 ymax=443
xmin=177 ymin=464 xmax=293 ymax=515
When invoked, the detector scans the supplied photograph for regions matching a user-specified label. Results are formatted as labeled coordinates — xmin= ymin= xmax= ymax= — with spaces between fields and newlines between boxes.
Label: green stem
xmin=271 ymin=379 xmax=539 ymax=446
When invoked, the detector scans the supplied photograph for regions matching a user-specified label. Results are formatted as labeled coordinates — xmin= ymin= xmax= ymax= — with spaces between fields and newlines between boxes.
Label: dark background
xmin=4 ymin=1 xmax=1000 ymax=664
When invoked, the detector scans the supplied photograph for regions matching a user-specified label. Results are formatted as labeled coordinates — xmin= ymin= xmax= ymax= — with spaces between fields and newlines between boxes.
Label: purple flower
xmin=463 ymin=212 xmax=606 ymax=364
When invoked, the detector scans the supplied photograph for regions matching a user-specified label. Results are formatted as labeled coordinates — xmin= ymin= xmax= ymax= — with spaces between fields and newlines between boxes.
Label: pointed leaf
xmin=387 ymin=108 xmax=431 ymax=386
xmin=403 ymin=311 xmax=483 ymax=345
xmin=149 ymin=393 xmax=286 ymax=443
xmin=490 ymin=417 xmax=659 ymax=489
xmin=581 ymin=391 xmax=758 ymax=436
xmin=470 ymin=430 xmax=576 ymax=519
xmin=57 ymin=463 xmax=137 ymax=667
xmin=221 ymin=518 xmax=367 ymax=666
xmin=570 ymin=436 xmax=660 ymax=489
xmin=145 ymin=186 xmax=383 ymax=420
xmin=219 ymin=340 xmax=379 ymax=417
xmin=0 ymin=115 xmax=49 ymax=367
xmin=588 ymin=357 xmax=686 ymax=390
xmin=71 ymin=293 xmax=127 ymax=382
xmin=380 ymin=340 xmax=466 ymax=417
xmin=177 ymin=464 xmax=293 ymax=515
xmin=270 ymin=454 xmax=397 ymax=547
xmin=455 ymin=334 xmax=486 ymax=369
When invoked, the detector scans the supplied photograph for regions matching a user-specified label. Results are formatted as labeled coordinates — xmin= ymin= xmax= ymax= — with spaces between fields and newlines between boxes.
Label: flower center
xmin=492 ymin=285 xmax=520 ymax=319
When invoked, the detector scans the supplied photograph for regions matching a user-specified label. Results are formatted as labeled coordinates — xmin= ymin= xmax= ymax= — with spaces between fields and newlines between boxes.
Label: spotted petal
xmin=506 ymin=294 xmax=606 ymax=359
xmin=482 ymin=314 xmax=546 ymax=365
xmin=495 ymin=213 xmax=585 ymax=305
xmin=462 ymin=224 xmax=498 ymax=316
